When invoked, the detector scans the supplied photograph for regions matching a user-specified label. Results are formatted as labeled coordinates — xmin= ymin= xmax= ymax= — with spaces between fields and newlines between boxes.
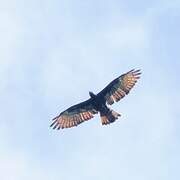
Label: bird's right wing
xmin=51 ymin=98 xmax=98 ymax=129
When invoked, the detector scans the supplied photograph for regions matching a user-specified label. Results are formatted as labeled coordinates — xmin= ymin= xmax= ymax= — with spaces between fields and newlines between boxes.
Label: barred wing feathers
xmin=51 ymin=99 xmax=98 ymax=129
xmin=97 ymin=69 xmax=141 ymax=105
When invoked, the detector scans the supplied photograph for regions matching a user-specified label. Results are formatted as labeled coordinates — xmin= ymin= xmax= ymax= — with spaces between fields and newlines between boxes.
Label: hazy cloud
xmin=0 ymin=1 xmax=180 ymax=180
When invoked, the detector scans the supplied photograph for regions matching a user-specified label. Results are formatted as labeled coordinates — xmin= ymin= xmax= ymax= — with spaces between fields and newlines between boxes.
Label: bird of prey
xmin=51 ymin=69 xmax=141 ymax=129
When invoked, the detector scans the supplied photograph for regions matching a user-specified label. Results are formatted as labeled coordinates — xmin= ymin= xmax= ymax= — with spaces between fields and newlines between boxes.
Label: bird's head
xmin=89 ymin=91 xmax=96 ymax=98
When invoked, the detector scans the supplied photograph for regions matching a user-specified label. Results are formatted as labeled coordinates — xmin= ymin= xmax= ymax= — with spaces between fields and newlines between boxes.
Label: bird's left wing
xmin=97 ymin=69 xmax=141 ymax=105
xmin=50 ymin=98 xmax=98 ymax=129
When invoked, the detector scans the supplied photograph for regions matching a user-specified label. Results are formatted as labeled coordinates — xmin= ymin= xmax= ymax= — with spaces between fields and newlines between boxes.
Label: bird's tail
xmin=100 ymin=109 xmax=121 ymax=125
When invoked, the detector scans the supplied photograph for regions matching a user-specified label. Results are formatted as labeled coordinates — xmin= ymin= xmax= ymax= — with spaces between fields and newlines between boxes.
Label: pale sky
xmin=0 ymin=0 xmax=180 ymax=180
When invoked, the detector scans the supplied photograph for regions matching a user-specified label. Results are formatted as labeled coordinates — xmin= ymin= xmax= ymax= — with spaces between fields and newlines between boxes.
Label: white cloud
xmin=0 ymin=151 xmax=27 ymax=180
xmin=102 ymin=18 xmax=148 ymax=47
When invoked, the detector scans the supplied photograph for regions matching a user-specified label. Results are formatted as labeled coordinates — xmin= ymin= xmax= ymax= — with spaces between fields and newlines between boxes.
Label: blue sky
xmin=0 ymin=0 xmax=180 ymax=180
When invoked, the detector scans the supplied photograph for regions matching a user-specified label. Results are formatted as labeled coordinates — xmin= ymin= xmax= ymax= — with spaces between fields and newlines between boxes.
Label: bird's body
xmin=89 ymin=91 xmax=105 ymax=112
xmin=89 ymin=91 xmax=120 ymax=124
xmin=51 ymin=69 xmax=141 ymax=129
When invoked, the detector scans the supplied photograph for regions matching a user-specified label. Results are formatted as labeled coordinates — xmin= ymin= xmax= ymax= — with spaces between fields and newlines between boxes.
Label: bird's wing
xmin=97 ymin=69 xmax=141 ymax=105
xmin=50 ymin=98 xmax=98 ymax=129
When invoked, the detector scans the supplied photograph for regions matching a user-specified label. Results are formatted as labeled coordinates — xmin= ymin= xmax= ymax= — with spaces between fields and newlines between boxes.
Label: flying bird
xmin=51 ymin=69 xmax=141 ymax=129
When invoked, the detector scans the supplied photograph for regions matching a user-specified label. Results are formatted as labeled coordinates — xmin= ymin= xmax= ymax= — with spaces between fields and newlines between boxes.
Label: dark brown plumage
xmin=51 ymin=69 xmax=141 ymax=129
